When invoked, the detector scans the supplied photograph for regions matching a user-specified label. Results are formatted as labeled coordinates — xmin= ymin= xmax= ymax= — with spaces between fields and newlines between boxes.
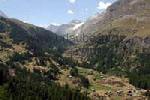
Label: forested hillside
xmin=1 ymin=0 xmax=150 ymax=99
xmin=66 ymin=27 xmax=150 ymax=90
xmin=0 ymin=17 xmax=90 ymax=100
xmin=64 ymin=0 xmax=150 ymax=91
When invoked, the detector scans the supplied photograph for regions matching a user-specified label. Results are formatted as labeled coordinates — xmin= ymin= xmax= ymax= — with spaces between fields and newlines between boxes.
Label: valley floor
xmin=56 ymin=67 xmax=147 ymax=100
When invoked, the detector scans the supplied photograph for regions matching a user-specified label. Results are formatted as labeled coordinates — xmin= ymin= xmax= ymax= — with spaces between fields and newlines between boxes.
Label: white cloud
xmin=67 ymin=10 xmax=74 ymax=15
xmin=69 ymin=0 xmax=76 ymax=4
xmin=97 ymin=1 xmax=111 ymax=10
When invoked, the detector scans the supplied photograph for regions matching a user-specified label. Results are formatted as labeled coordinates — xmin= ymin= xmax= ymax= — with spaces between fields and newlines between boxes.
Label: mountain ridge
xmin=48 ymin=0 xmax=150 ymax=39
xmin=0 ymin=10 xmax=7 ymax=18
xmin=47 ymin=20 xmax=84 ymax=36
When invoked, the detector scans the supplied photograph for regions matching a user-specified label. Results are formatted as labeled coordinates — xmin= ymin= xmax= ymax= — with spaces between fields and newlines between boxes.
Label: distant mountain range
xmin=46 ymin=13 xmax=104 ymax=37
xmin=0 ymin=10 xmax=7 ymax=18
xmin=47 ymin=20 xmax=84 ymax=36
xmin=47 ymin=0 xmax=150 ymax=38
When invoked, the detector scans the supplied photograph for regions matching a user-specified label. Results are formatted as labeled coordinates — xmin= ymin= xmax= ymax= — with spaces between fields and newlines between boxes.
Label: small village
xmin=55 ymin=66 xmax=149 ymax=100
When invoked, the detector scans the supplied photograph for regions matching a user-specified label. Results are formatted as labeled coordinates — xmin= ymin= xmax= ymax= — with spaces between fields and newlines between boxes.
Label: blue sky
xmin=0 ymin=0 xmax=116 ymax=27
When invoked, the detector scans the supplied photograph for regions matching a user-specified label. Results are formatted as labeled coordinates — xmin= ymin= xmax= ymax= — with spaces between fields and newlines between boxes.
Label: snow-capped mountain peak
xmin=73 ymin=22 xmax=84 ymax=30
xmin=47 ymin=20 xmax=84 ymax=36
